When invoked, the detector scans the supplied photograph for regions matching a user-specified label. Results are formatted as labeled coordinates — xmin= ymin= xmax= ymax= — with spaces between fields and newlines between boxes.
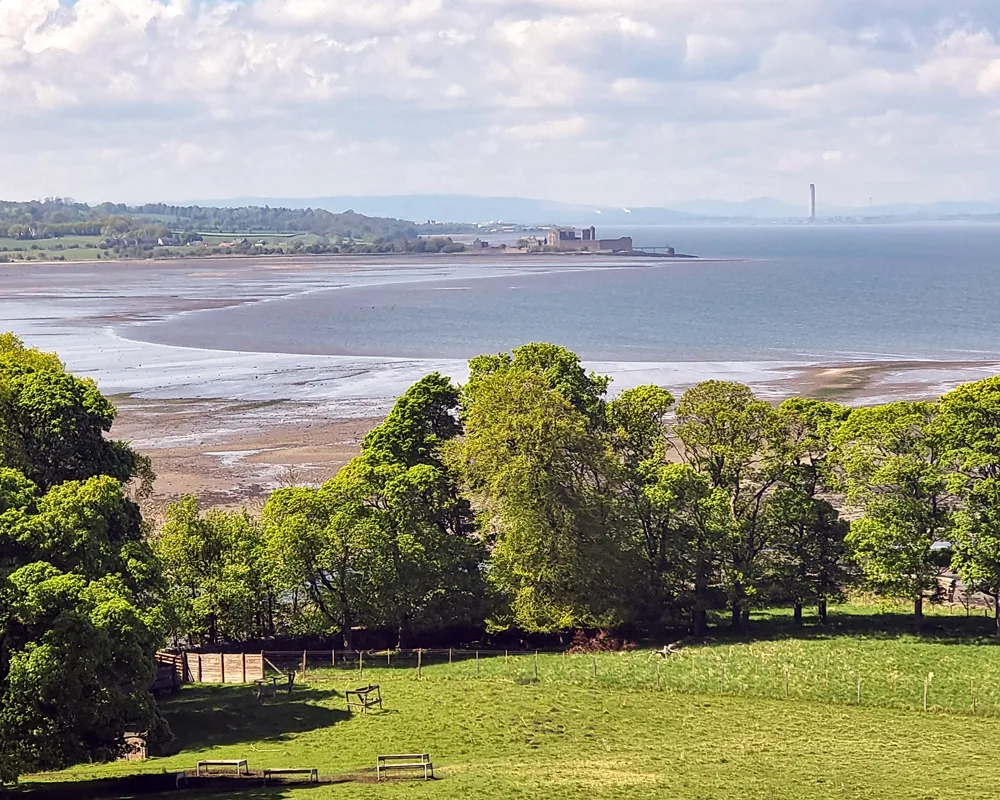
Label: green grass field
xmin=20 ymin=604 xmax=1000 ymax=799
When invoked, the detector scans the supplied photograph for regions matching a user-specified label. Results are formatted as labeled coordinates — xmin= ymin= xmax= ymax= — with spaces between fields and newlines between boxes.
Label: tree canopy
xmin=0 ymin=336 xmax=166 ymax=782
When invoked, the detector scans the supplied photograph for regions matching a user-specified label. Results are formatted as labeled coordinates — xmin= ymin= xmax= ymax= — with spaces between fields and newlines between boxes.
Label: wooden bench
xmin=346 ymin=684 xmax=382 ymax=714
xmin=376 ymin=753 xmax=433 ymax=781
xmin=196 ymin=759 xmax=248 ymax=777
xmin=263 ymin=767 xmax=318 ymax=784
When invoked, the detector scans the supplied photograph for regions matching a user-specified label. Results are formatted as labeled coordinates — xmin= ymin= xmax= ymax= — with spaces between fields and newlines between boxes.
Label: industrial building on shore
xmin=545 ymin=227 xmax=635 ymax=253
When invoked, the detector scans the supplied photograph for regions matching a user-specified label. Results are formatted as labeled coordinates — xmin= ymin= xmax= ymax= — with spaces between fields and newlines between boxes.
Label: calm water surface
xmin=128 ymin=224 xmax=1000 ymax=363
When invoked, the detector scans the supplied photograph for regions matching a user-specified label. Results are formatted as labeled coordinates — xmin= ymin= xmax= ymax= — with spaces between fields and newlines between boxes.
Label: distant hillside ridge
xmin=0 ymin=198 xmax=469 ymax=240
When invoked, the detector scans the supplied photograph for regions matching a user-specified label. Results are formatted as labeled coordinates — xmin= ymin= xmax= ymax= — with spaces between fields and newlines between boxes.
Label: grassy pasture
xmin=20 ymin=603 xmax=1000 ymax=799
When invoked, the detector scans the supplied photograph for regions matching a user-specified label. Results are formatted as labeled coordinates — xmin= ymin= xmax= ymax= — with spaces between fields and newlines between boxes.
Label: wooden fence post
xmin=197 ymin=653 xmax=202 ymax=683
xmin=449 ymin=648 xmax=453 ymax=665
xmin=241 ymin=652 xmax=247 ymax=684
xmin=260 ymin=652 xmax=264 ymax=681
xmin=332 ymin=649 xmax=336 ymax=667
xmin=387 ymin=650 xmax=391 ymax=667
xmin=360 ymin=651 xmax=364 ymax=680
xmin=418 ymin=649 xmax=423 ymax=680
xmin=219 ymin=653 xmax=225 ymax=684
xmin=301 ymin=650 xmax=307 ymax=675
xmin=534 ymin=650 xmax=539 ymax=680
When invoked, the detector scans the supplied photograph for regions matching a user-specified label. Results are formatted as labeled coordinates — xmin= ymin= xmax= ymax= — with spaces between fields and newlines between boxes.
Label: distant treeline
xmin=0 ymin=198 xmax=469 ymax=241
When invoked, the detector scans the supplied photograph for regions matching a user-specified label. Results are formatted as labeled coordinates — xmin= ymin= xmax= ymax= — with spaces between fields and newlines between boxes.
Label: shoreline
xmin=112 ymin=356 xmax=1000 ymax=509
xmin=5 ymin=254 xmax=1000 ymax=506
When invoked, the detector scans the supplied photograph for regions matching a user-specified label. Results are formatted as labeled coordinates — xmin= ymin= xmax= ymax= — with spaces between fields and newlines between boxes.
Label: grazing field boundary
xmin=164 ymin=639 xmax=1000 ymax=720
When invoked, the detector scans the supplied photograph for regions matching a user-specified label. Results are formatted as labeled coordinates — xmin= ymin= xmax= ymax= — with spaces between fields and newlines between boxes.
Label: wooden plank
xmin=223 ymin=654 xmax=243 ymax=683
xmin=247 ymin=654 xmax=264 ymax=681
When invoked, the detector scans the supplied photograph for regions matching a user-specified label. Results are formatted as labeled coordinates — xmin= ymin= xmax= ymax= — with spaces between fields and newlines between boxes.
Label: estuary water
xmin=4 ymin=223 xmax=1000 ymax=411
xmin=129 ymin=223 xmax=1000 ymax=363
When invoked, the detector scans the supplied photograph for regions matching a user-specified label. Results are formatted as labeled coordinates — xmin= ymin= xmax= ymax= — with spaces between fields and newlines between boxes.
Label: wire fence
xmin=244 ymin=647 xmax=1000 ymax=719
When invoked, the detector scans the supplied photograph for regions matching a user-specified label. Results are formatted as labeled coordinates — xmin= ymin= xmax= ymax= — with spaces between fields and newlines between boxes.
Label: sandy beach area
xmin=111 ymin=357 xmax=1000 ymax=510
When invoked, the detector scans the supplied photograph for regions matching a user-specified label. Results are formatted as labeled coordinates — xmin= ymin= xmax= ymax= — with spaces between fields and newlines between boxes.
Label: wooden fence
xmin=156 ymin=651 xmax=265 ymax=685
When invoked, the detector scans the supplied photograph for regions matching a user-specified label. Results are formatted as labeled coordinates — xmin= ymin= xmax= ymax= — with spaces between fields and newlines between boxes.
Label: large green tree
xmin=674 ymin=381 xmax=786 ymax=631
xmin=835 ymin=401 xmax=951 ymax=626
xmin=605 ymin=385 xmax=690 ymax=629
xmin=457 ymin=366 xmax=630 ymax=632
xmin=644 ymin=464 xmax=728 ymax=635
xmin=464 ymin=342 xmax=610 ymax=427
xmin=0 ymin=336 xmax=166 ymax=781
xmin=938 ymin=377 xmax=1000 ymax=636
xmin=155 ymin=497 xmax=273 ymax=645
xmin=767 ymin=399 xmax=850 ymax=625
xmin=265 ymin=374 xmax=486 ymax=647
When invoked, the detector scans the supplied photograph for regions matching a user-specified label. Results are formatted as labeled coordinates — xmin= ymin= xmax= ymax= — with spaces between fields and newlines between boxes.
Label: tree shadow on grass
xmin=15 ymin=776 xmax=328 ymax=799
xmin=158 ymin=684 xmax=349 ymax=755
xmin=700 ymin=606 xmax=1000 ymax=647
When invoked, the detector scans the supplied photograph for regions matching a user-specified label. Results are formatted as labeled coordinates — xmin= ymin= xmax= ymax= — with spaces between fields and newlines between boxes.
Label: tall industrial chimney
xmin=809 ymin=184 xmax=817 ymax=221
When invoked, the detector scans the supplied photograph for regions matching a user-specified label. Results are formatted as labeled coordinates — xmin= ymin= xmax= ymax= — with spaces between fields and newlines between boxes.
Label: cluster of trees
xmin=0 ymin=198 xmax=462 ymax=243
xmin=11 ymin=333 xmax=1000 ymax=781
xmin=155 ymin=342 xmax=1000 ymax=651
xmin=0 ymin=335 xmax=167 ymax=782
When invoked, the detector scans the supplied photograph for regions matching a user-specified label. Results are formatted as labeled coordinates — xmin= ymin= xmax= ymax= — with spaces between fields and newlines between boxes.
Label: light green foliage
xmin=939 ymin=377 xmax=1000 ymax=634
xmin=458 ymin=368 xmax=627 ymax=632
xmin=835 ymin=402 xmax=949 ymax=621
xmin=263 ymin=483 xmax=360 ymax=642
xmin=674 ymin=381 xmax=787 ymax=628
xmin=265 ymin=374 xmax=486 ymax=646
xmin=465 ymin=342 xmax=611 ymax=425
xmin=605 ymin=386 xmax=681 ymax=624
xmin=155 ymin=497 xmax=273 ymax=645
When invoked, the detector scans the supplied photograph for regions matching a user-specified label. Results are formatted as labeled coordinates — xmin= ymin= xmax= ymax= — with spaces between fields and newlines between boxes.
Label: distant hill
xmin=0 ymin=199 xmax=458 ymax=240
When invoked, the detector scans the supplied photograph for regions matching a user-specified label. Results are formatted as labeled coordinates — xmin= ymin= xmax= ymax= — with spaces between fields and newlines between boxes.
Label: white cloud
xmin=502 ymin=116 xmax=588 ymax=141
xmin=1 ymin=0 xmax=1000 ymax=205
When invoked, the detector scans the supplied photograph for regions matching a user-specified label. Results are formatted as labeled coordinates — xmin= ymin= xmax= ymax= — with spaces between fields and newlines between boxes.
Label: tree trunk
xmin=691 ymin=571 xmax=709 ymax=637
xmin=818 ymin=598 xmax=828 ymax=625
xmin=994 ymin=592 xmax=1000 ymax=640
xmin=731 ymin=598 xmax=743 ymax=631
xmin=690 ymin=607 xmax=708 ymax=637
xmin=914 ymin=596 xmax=923 ymax=629
xmin=342 ymin=610 xmax=354 ymax=650
xmin=793 ymin=603 xmax=803 ymax=626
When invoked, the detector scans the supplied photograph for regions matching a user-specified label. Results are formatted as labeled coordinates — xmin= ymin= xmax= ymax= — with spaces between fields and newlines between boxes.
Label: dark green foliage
xmin=0 ymin=198 xmax=447 ymax=242
xmin=0 ymin=335 xmax=166 ymax=782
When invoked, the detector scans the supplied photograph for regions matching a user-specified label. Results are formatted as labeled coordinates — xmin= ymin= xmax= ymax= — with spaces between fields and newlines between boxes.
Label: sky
xmin=3 ymin=0 xmax=1000 ymax=207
